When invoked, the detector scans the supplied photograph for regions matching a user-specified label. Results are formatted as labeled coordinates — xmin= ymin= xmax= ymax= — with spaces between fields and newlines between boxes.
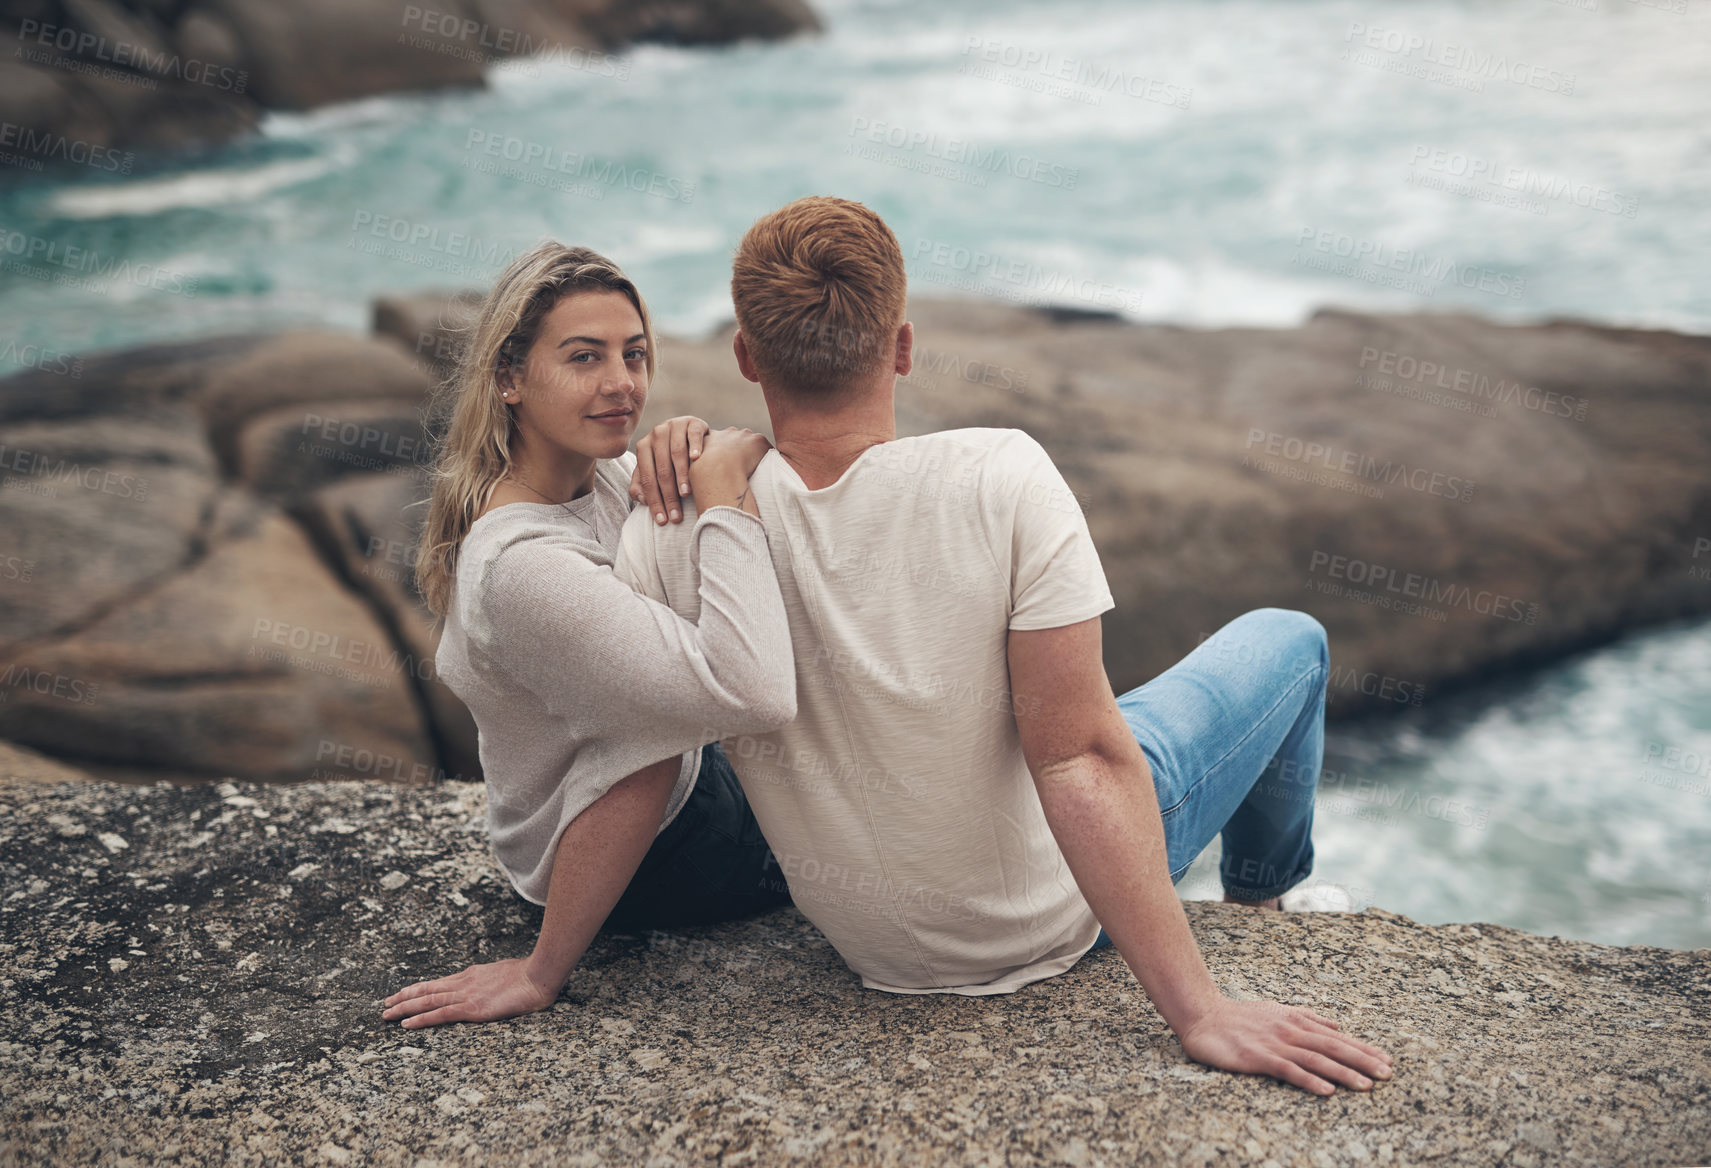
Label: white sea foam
xmin=5 ymin=0 xmax=1707 ymax=351
xmin=47 ymin=153 xmax=346 ymax=220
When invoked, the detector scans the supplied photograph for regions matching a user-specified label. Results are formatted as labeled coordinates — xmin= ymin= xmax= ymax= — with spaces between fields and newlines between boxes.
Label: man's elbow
xmin=1029 ymin=729 xmax=1149 ymax=793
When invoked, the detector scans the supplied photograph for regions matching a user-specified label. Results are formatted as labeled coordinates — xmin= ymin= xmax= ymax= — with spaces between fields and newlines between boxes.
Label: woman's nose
xmin=601 ymin=362 xmax=641 ymax=399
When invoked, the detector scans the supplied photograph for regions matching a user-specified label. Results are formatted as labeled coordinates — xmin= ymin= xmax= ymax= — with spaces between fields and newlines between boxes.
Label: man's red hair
xmin=731 ymin=196 xmax=907 ymax=396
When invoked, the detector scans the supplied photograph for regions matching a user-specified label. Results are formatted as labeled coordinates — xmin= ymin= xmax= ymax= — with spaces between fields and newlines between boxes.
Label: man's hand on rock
xmin=381 ymin=957 xmax=558 ymax=1028
xmin=1176 ymin=998 xmax=1393 ymax=1095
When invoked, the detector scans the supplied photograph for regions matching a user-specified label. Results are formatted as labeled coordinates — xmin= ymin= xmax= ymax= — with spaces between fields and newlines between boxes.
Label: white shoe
xmin=1280 ymin=881 xmax=1356 ymax=912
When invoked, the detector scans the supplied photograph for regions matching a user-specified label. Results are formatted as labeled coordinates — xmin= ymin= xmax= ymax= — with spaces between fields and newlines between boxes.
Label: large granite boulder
xmin=371 ymin=287 xmax=483 ymax=382
xmin=0 ymin=24 xmax=257 ymax=153
xmin=0 ymin=751 xmax=1703 ymax=1166
xmin=233 ymin=398 xmax=432 ymax=504
xmin=191 ymin=331 xmax=432 ymax=475
xmin=0 ymin=334 xmax=266 ymax=425
xmin=201 ymin=0 xmax=487 ymax=110
xmin=0 ymin=330 xmax=453 ymax=783
xmin=0 ymin=405 xmax=220 ymax=649
xmin=0 ymin=0 xmax=821 ymax=156
xmin=5 ymin=62 xmax=253 ymax=152
xmin=635 ymin=300 xmax=1711 ymax=714
xmin=300 ymin=472 xmax=482 ymax=783
xmin=0 ymin=494 xmax=437 ymax=782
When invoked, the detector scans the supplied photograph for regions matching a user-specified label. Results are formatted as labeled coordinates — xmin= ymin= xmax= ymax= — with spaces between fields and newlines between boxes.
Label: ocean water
xmin=1 ymin=0 xmax=1707 ymax=947
xmin=1176 ymin=617 xmax=1711 ymax=950
xmin=3 ymin=0 xmax=1708 ymax=355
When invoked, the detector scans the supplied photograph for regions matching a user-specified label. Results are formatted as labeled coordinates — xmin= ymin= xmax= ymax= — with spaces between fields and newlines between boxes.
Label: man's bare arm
xmin=382 ymin=759 xmax=677 ymax=1027
xmin=1008 ymin=616 xmax=1393 ymax=1094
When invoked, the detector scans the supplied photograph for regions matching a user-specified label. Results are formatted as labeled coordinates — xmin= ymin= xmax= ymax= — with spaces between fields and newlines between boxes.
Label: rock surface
xmin=0 ymin=0 xmax=821 ymax=157
xmin=0 ymin=402 xmax=218 ymax=648
xmin=0 ymin=330 xmax=445 ymax=782
xmin=372 ymin=288 xmax=483 ymax=382
xmin=300 ymin=472 xmax=482 ymax=783
xmin=2 ymin=298 xmax=1708 ymax=781
xmin=0 ymin=495 xmax=436 ymax=780
xmin=192 ymin=331 xmax=432 ymax=475
xmin=0 ymin=744 xmax=1705 ymax=1167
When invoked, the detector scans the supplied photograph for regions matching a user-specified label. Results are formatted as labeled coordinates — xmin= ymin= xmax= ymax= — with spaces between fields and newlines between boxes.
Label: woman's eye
xmin=626 ymin=348 xmax=648 ymax=362
xmin=569 ymin=351 xmax=597 ymax=363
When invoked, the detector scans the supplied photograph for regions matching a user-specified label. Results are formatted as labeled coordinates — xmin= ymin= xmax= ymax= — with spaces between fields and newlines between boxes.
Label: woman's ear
xmin=496 ymin=362 xmax=516 ymax=401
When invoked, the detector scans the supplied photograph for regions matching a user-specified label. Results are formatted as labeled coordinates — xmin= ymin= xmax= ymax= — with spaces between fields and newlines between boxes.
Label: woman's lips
xmin=588 ymin=409 xmax=632 ymax=426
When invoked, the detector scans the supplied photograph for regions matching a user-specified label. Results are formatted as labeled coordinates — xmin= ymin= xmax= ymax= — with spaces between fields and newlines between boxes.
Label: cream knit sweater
xmin=433 ymin=453 xmax=796 ymax=905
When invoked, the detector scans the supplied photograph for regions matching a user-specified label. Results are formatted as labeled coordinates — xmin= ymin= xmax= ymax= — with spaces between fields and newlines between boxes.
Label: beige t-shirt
xmin=614 ymin=427 xmax=1116 ymax=994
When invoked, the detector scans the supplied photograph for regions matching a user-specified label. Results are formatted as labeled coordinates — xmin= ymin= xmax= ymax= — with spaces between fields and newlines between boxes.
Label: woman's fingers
xmin=400 ymin=1003 xmax=467 ymax=1029
xmin=1289 ymin=1010 xmax=1388 ymax=1060
xmin=383 ymin=977 xmax=449 ymax=1008
xmin=382 ymin=987 xmax=454 ymax=1019
xmin=631 ymin=423 xmax=678 ymax=524
xmin=1281 ymin=1044 xmax=1376 ymax=1092
xmin=1260 ymin=1053 xmax=1336 ymax=1097
xmin=688 ymin=417 xmax=710 ymax=460
xmin=382 ymin=971 xmax=470 ymax=1013
xmin=629 ymin=430 xmax=659 ymax=520
xmin=1295 ymin=1026 xmax=1393 ymax=1076
xmin=646 ymin=422 xmax=682 ymax=523
xmin=667 ymin=417 xmax=696 ymax=512
xmin=1294 ymin=1009 xmax=1393 ymax=1074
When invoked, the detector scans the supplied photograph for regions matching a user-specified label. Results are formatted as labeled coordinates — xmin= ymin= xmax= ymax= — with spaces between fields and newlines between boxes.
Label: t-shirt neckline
xmin=770 ymin=439 xmax=894 ymax=494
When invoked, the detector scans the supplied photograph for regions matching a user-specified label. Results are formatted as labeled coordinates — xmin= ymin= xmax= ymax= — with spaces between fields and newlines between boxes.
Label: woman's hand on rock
xmin=630 ymin=415 xmax=712 ymax=525
xmin=381 ymin=957 xmax=558 ymax=1028
xmin=1176 ymin=998 xmax=1393 ymax=1095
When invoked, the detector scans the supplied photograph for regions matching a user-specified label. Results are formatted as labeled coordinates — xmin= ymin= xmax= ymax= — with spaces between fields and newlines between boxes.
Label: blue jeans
xmin=1088 ymin=608 xmax=1328 ymax=949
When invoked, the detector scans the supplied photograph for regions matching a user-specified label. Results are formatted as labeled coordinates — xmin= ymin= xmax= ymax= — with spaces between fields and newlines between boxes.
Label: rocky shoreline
xmin=588 ymin=297 xmax=1711 ymax=719
xmin=1 ymin=294 xmax=1706 ymax=786
xmin=0 ymin=0 xmax=821 ymax=158
xmin=0 ymin=742 xmax=1705 ymax=1166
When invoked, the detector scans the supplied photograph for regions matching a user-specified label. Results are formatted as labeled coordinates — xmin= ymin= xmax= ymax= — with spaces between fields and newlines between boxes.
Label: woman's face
xmin=504 ymin=288 xmax=650 ymax=462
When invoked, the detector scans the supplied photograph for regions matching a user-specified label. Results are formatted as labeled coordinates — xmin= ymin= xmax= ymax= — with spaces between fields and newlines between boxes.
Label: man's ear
xmin=732 ymin=330 xmax=763 ymax=384
xmin=893 ymin=321 xmax=914 ymax=378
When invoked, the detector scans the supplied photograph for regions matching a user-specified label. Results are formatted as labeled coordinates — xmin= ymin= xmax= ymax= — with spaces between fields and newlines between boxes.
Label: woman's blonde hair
xmin=415 ymin=241 xmax=656 ymax=619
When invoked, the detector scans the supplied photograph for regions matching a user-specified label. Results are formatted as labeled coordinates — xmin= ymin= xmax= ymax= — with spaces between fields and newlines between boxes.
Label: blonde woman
xmin=382 ymin=243 xmax=795 ymax=1029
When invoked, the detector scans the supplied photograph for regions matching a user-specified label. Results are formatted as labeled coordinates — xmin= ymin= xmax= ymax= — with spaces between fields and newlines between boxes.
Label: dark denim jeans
xmin=511 ymin=741 xmax=791 ymax=931
xmin=1089 ymin=608 xmax=1328 ymax=949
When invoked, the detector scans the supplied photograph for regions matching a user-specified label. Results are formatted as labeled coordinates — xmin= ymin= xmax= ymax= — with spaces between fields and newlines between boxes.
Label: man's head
xmin=731 ymin=196 xmax=909 ymax=404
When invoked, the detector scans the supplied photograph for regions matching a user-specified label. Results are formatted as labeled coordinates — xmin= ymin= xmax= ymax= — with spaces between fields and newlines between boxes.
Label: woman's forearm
xmin=522 ymin=758 xmax=679 ymax=996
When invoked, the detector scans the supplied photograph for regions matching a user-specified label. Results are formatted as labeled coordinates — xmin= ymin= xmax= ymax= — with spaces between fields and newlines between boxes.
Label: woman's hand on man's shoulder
xmin=630 ymin=415 xmax=713 ymax=526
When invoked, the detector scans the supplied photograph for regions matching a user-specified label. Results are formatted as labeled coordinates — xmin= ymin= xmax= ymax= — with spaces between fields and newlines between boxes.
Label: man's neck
xmin=766 ymin=383 xmax=897 ymax=491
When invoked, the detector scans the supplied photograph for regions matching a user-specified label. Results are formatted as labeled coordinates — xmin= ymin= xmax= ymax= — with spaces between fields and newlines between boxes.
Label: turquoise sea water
xmin=1 ymin=0 xmax=1707 ymax=947
xmin=3 ymin=0 xmax=1708 ymax=355
xmin=1177 ymin=617 xmax=1711 ymax=950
